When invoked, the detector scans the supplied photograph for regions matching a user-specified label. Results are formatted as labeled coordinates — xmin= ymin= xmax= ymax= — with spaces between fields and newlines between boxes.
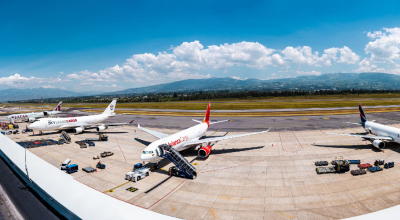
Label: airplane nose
xmin=28 ymin=124 xmax=36 ymax=129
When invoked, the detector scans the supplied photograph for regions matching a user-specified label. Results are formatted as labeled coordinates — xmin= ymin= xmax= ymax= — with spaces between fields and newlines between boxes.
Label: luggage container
xmin=348 ymin=160 xmax=361 ymax=164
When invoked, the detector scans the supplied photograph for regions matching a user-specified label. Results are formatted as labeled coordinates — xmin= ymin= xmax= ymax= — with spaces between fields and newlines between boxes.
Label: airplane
xmin=28 ymin=99 xmax=131 ymax=134
xmin=326 ymin=103 xmax=396 ymax=150
xmin=5 ymin=102 xmax=63 ymax=123
xmin=139 ymin=103 xmax=270 ymax=164
xmin=0 ymin=104 xmax=6 ymax=110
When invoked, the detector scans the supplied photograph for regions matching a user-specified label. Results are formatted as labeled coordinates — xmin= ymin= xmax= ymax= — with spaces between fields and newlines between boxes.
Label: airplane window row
xmin=142 ymin=151 xmax=154 ymax=154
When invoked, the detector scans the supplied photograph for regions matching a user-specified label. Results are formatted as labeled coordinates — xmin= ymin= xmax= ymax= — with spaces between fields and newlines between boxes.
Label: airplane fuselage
xmin=29 ymin=114 xmax=111 ymax=131
xmin=141 ymin=123 xmax=209 ymax=162
xmin=5 ymin=110 xmax=62 ymax=122
xmin=365 ymin=121 xmax=400 ymax=143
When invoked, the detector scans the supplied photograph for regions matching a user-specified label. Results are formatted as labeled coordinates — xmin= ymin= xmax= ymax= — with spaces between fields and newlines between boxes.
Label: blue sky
xmin=1 ymin=0 xmax=400 ymax=92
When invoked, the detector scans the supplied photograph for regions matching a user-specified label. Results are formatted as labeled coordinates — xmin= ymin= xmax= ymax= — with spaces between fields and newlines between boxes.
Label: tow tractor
xmin=126 ymin=163 xmax=151 ymax=182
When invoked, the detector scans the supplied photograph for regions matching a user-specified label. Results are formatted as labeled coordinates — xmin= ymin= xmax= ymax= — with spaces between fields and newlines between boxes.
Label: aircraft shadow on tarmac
xmin=134 ymin=138 xmax=152 ymax=146
xmin=180 ymin=146 xmax=265 ymax=159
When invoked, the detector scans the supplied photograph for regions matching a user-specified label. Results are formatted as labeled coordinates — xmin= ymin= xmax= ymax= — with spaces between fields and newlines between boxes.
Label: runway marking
xmin=301 ymin=119 xmax=309 ymax=120
xmin=103 ymin=181 xmax=131 ymax=193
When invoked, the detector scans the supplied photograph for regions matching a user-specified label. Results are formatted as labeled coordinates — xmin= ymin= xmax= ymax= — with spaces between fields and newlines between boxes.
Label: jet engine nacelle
xmin=27 ymin=118 xmax=36 ymax=122
xmin=372 ymin=140 xmax=385 ymax=150
xmin=96 ymin=125 xmax=107 ymax=132
xmin=198 ymin=145 xmax=212 ymax=158
xmin=74 ymin=127 xmax=84 ymax=134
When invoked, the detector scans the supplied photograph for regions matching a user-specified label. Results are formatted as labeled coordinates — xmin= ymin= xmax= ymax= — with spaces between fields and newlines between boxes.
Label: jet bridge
xmin=158 ymin=144 xmax=197 ymax=179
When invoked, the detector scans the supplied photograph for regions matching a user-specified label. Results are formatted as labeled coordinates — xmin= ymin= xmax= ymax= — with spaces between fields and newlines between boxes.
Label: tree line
xmin=13 ymin=89 xmax=400 ymax=103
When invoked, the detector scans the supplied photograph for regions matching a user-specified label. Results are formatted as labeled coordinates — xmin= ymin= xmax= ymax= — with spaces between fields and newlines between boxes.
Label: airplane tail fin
xmin=54 ymin=101 xmax=62 ymax=111
xmin=103 ymin=99 xmax=117 ymax=115
xmin=358 ymin=103 xmax=367 ymax=123
xmin=203 ymin=103 xmax=211 ymax=124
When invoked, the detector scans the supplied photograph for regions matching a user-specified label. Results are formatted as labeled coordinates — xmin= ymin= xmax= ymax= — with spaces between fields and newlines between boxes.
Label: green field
xmin=10 ymin=94 xmax=400 ymax=110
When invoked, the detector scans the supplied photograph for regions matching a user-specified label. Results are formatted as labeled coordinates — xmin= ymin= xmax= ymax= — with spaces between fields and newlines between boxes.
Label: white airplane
xmin=139 ymin=103 xmax=270 ymax=163
xmin=0 ymin=104 xmax=6 ymax=109
xmin=28 ymin=99 xmax=131 ymax=134
xmin=5 ymin=102 xmax=63 ymax=123
xmin=326 ymin=103 xmax=397 ymax=150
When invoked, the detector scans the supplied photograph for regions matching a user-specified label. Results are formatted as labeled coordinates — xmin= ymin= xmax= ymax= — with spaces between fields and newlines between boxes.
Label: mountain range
xmin=3 ymin=73 xmax=400 ymax=101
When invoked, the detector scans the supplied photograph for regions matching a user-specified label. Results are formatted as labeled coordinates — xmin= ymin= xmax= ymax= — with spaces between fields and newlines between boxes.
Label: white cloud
xmin=0 ymin=73 xmax=61 ymax=88
xmin=296 ymin=70 xmax=322 ymax=76
xmin=365 ymin=27 xmax=400 ymax=62
xmin=41 ymin=85 xmax=55 ymax=89
xmin=282 ymin=46 xmax=358 ymax=66
xmin=338 ymin=46 xmax=360 ymax=64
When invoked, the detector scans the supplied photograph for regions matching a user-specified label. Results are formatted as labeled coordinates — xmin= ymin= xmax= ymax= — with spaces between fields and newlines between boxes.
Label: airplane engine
xmin=198 ymin=145 xmax=212 ymax=158
xmin=96 ymin=125 xmax=107 ymax=132
xmin=27 ymin=118 xmax=36 ymax=122
xmin=74 ymin=127 xmax=84 ymax=134
xmin=372 ymin=140 xmax=385 ymax=150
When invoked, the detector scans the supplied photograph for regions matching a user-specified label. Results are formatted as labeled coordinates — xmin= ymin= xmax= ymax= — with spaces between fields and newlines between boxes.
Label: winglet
xmin=203 ymin=103 xmax=211 ymax=124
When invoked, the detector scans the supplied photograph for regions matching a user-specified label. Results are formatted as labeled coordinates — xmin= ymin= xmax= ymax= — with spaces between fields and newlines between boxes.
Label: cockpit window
xmin=142 ymin=151 xmax=154 ymax=154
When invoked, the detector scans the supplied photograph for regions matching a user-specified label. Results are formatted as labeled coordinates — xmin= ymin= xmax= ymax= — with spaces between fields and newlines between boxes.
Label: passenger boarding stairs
xmin=158 ymin=144 xmax=197 ymax=179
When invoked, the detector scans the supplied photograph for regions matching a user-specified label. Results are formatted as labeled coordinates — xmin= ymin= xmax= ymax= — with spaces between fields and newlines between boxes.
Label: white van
xmin=60 ymin=159 xmax=71 ymax=170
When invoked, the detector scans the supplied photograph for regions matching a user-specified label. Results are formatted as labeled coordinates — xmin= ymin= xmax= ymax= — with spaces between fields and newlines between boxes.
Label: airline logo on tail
xmin=203 ymin=103 xmax=211 ymax=125
xmin=54 ymin=101 xmax=62 ymax=111
xmin=359 ymin=103 xmax=367 ymax=123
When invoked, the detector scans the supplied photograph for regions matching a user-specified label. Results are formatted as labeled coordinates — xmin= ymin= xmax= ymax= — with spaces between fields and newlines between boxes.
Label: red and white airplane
xmin=139 ymin=103 xmax=270 ymax=162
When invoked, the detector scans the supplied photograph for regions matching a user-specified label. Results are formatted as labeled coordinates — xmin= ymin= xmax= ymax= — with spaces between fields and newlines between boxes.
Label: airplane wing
xmin=192 ymin=119 xmax=229 ymax=124
xmin=59 ymin=120 xmax=134 ymax=129
xmin=138 ymin=124 xmax=169 ymax=139
xmin=185 ymin=128 xmax=270 ymax=145
xmin=325 ymin=132 xmax=393 ymax=140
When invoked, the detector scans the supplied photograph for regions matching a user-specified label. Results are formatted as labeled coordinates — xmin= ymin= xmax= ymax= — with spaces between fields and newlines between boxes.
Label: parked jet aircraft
xmin=28 ymin=99 xmax=131 ymax=134
xmin=139 ymin=103 xmax=270 ymax=163
xmin=5 ymin=102 xmax=63 ymax=123
xmin=326 ymin=103 xmax=396 ymax=150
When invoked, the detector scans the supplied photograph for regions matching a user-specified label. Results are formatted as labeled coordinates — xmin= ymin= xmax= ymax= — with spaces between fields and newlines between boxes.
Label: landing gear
xmin=39 ymin=131 xmax=43 ymax=135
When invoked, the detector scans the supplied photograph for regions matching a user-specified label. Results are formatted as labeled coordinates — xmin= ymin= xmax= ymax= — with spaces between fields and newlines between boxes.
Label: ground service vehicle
xmin=100 ymin=151 xmax=113 ymax=157
xmin=169 ymin=166 xmax=188 ymax=178
xmin=96 ymin=162 xmax=106 ymax=169
xmin=374 ymin=159 xmax=385 ymax=166
xmin=126 ymin=167 xmax=151 ymax=182
xmin=60 ymin=159 xmax=71 ymax=170
xmin=66 ymin=164 xmax=78 ymax=174
xmin=384 ymin=162 xmax=395 ymax=169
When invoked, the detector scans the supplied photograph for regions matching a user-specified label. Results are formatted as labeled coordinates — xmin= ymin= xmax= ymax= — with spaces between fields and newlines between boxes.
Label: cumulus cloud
xmin=0 ymin=73 xmax=61 ymax=88
xmin=365 ymin=27 xmax=400 ymax=62
xmin=282 ymin=46 xmax=358 ymax=66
